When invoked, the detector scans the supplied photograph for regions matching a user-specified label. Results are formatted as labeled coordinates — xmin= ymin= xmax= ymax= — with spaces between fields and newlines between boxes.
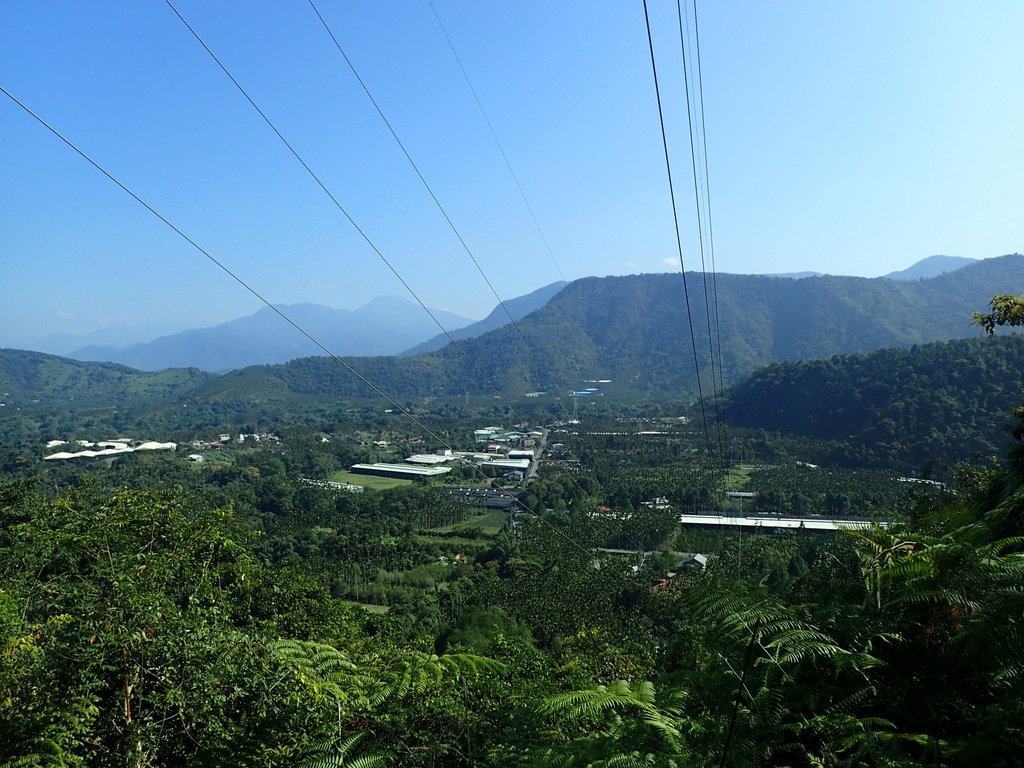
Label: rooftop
xmin=351 ymin=463 xmax=452 ymax=477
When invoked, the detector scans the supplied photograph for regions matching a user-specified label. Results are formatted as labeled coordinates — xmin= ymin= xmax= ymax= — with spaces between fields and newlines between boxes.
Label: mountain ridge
xmin=401 ymin=281 xmax=568 ymax=356
xmin=39 ymin=254 xmax=997 ymax=373
xmin=206 ymin=253 xmax=1024 ymax=400
xmin=0 ymin=348 xmax=213 ymax=407
xmin=881 ymin=254 xmax=977 ymax=281
xmin=67 ymin=298 xmax=476 ymax=372
xmin=5 ymin=255 xmax=1021 ymax=410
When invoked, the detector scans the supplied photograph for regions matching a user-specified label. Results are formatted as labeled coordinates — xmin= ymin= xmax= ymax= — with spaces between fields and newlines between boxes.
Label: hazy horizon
xmin=3 ymin=2 xmax=1022 ymax=343
xmin=1 ymin=254 xmax=989 ymax=354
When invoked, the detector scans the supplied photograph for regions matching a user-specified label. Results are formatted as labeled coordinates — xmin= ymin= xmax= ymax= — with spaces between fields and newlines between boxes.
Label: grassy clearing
xmin=723 ymin=464 xmax=760 ymax=491
xmin=329 ymin=470 xmax=412 ymax=490
xmin=414 ymin=534 xmax=492 ymax=553
xmin=431 ymin=510 xmax=510 ymax=536
xmin=346 ymin=601 xmax=390 ymax=615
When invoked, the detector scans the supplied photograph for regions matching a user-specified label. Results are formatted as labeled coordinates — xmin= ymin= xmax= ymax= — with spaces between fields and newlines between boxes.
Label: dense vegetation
xmin=725 ymin=335 xmax=1024 ymax=467
xmin=2 ymin=404 xmax=1022 ymax=765
xmin=2 ymin=292 xmax=1024 ymax=764
xmin=0 ymin=349 xmax=212 ymax=407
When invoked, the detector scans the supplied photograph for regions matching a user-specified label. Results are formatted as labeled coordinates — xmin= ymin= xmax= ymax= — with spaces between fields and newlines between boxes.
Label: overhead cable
xmin=306 ymin=0 xmax=615 ymax=509
xmin=0 ymin=83 xmax=592 ymax=558
xmin=692 ymin=0 xmax=728 ymax=463
xmin=640 ymin=0 xmax=713 ymax=462
xmin=427 ymin=0 xmax=567 ymax=284
xmin=676 ymin=0 xmax=726 ymax=463
xmin=0 ymin=85 xmax=437 ymax=438
xmin=307 ymin=0 xmax=550 ymax=385
xmin=171 ymin=1 xmax=611 ymax=538
xmin=163 ymin=0 xmax=529 ymax=424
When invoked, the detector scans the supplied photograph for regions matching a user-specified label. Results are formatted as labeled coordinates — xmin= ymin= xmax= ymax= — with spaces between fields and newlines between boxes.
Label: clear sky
xmin=3 ymin=1 xmax=1022 ymax=346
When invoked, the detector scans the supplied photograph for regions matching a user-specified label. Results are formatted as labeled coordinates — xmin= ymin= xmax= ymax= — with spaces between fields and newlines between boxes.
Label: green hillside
xmin=724 ymin=334 xmax=1024 ymax=467
xmin=4 ymin=256 xmax=1021 ymax=414
xmin=0 ymin=349 xmax=214 ymax=407
xmin=191 ymin=254 xmax=1023 ymax=401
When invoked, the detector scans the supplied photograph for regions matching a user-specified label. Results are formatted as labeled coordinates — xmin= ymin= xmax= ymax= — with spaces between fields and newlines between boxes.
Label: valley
xmin=1 ymin=287 xmax=1022 ymax=764
xmin=3 ymin=0 xmax=1024 ymax=758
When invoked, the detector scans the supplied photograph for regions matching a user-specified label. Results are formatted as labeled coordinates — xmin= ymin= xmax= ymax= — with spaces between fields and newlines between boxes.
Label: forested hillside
xmin=725 ymin=334 xmax=1024 ymax=467
xmin=0 ymin=349 xmax=213 ymax=407
xmin=402 ymin=280 xmax=568 ymax=356
xmin=208 ymin=254 xmax=1024 ymax=400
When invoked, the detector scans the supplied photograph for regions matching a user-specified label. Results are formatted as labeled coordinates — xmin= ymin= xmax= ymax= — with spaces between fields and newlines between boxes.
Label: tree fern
xmin=271 ymin=639 xmax=365 ymax=707
xmin=367 ymin=650 xmax=504 ymax=707
xmin=530 ymin=679 xmax=707 ymax=766
xmin=296 ymin=732 xmax=387 ymax=768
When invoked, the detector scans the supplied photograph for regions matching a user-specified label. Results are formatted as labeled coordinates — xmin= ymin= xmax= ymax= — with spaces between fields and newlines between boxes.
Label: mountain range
xmin=3 ymin=254 xmax=1020 ymax=412
xmin=65 ymin=297 xmax=475 ymax=372
xmin=63 ymin=284 xmax=572 ymax=372
xmin=24 ymin=321 xmax=198 ymax=358
xmin=199 ymin=253 xmax=1024 ymax=401
xmin=20 ymin=256 xmax=978 ymax=374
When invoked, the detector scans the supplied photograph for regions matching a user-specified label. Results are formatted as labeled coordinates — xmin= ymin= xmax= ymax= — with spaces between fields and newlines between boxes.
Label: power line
xmin=692 ymin=0 xmax=728 ymax=464
xmin=307 ymin=0 xmax=553 ymax=395
xmin=675 ymin=0 xmax=726 ymax=464
xmin=303 ymin=0 xmax=616 ymax=515
xmin=167 ymin=0 xmax=596 ymax=551
xmin=163 ymin=0 xmax=529 ymax=425
xmin=176 ymin=0 xmax=605 ymax=544
xmin=676 ymin=0 xmax=729 ymax=537
xmin=0 ymin=85 xmax=437 ymax=441
xmin=8 ymin=9 xmax=645 ymax=563
xmin=427 ymin=0 xmax=566 ymax=284
xmin=0 ymin=83 xmax=593 ymax=559
xmin=640 ymin=0 xmax=713 ymax=463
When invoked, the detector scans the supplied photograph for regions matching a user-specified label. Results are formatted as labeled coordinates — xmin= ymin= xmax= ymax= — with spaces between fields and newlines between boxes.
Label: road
xmin=525 ymin=428 xmax=548 ymax=484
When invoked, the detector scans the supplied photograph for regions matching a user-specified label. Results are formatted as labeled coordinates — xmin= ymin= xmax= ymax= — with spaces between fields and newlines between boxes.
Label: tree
xmin=531 ymin=679 xmax=710 ymax=767
xmin=973 ymin=292 xmax=1024 ymax=333
xmin=0 ymin=483 xmax=338 ymax=766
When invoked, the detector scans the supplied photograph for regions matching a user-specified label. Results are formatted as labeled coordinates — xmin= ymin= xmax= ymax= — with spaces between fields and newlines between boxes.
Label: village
xmin=347 ymin=424 xmax=545 ymax=484
xmin=36 ymin=422 xmax=547 ymax=495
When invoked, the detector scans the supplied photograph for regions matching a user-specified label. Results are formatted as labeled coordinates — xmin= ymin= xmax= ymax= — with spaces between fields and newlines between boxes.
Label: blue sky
xmin=3 ymin=1 xmax=1023 ymax=345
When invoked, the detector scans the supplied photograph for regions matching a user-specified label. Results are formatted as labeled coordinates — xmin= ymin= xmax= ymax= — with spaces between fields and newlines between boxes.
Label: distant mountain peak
xmin=401 ymin=281 xmax=568 ymax=356
xmin=882 ymin=255 xmax=976 ymax=281
xmin=764 ymin=271 xmax=824 ymax=279
xmin=66 ymin=299 xmax=475 ymax=372
xmin=359 ymin=295 xmax=418 ymax=310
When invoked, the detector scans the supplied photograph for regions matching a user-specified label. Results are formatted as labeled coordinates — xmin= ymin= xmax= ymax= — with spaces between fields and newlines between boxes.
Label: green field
xmin=414 ymin=534 xmax=492 ymax=553
xmin=345 ymin=601 xmax=390 ymax=615
xmin=723 ymin=464 xmax=759 ymax=490
xmin=329 ymin=470 xmax=412 ymax=490
xmin=430 ymin=510 xmax=511 ymax=536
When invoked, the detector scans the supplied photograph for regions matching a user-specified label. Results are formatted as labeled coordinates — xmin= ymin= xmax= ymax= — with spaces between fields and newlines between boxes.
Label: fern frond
xmin=367 ymin=649 xmax=505 ymax=706
xmin=296 ymin=732 xmax=388 ymax=768
xmin=538 ymin=680 xmax=685 ymax=753
xmin=271 ymin=639 xmax=366 ymax=707
xmin=0 ymin=757 xmax=47 ymax=768
xmin=889 ymin=589 xmax=980 ymax=611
